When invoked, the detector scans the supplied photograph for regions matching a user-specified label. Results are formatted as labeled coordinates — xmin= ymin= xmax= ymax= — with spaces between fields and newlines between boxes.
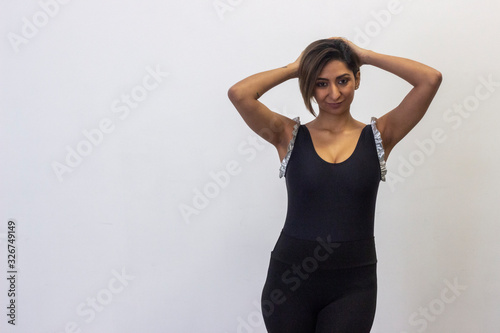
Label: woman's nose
xmin=329 ymin=85 xmax=341 ymax=100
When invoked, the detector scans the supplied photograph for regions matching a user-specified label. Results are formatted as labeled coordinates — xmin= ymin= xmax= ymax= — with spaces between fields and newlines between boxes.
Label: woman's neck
xmin=308 ymin=111 xmax=361 ymax=133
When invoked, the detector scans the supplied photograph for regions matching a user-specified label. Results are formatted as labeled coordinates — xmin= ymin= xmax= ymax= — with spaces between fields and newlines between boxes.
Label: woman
xmin=228 ymin=38 xmax=442 ymax=332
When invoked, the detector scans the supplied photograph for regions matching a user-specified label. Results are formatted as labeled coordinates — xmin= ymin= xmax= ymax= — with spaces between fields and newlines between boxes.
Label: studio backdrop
xmin=1 ymin=0 xmax=500 ymax=332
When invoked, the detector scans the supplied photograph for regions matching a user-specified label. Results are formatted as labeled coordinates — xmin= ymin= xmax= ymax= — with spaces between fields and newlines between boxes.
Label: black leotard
xmin=261 ymin=117 xmax=387 ymax=332
xmin=279 ymin=117 xmax=386 ymax=242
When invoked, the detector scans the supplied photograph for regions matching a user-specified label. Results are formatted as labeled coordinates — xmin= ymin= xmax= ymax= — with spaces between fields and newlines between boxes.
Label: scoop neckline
xmin=302 ymin=124 xmax=367 ymax=166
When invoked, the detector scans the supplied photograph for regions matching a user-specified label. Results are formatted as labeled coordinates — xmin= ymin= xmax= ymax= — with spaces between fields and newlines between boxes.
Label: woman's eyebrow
xmin=316 ymin=73 xmax=351 ymax=81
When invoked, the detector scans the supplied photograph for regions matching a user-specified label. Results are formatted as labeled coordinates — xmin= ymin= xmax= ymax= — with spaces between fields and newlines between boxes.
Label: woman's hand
xmin=286 ymin=50 xmax=304 ymax=78
xmin=328 ymin=37 xmax=370 ymax=66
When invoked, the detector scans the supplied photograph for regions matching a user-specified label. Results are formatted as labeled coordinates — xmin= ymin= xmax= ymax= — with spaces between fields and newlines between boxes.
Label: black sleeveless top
xmin=278 ymin=117 xmax=387 ymax=243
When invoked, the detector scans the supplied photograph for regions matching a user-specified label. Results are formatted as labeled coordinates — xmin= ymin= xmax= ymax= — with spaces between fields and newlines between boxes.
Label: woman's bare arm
xmin=344 ymin=39 xmax=443 ymax=159
xmin=228 ymin=56 xmax=302 ymax=159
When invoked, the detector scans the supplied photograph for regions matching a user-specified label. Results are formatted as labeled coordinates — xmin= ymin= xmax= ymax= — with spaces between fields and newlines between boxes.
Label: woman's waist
xmin=271 ymin=230 xmax=377 ymax=269
xmin=282 ymin=214 xmax=375 ymax=242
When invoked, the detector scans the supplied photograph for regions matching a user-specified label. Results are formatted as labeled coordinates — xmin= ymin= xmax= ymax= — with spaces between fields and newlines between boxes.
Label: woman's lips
xmin=327 ymin=101 xmax=342 ymax=108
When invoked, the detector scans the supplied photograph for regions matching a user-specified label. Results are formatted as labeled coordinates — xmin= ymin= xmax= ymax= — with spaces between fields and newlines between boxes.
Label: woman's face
xmin=313 ymin=60 xmax=360 ymax=116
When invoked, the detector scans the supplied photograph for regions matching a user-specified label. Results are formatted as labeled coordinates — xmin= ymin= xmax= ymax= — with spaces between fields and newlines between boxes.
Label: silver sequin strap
xmin=370 ymin=117 xmax=387 ymax=181
xmin=279 ymin=117 xmax=301 ymax=178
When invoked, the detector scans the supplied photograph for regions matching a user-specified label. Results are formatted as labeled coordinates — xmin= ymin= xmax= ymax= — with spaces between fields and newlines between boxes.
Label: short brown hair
xmin=298 ymin=39 xmax=360 ymax=117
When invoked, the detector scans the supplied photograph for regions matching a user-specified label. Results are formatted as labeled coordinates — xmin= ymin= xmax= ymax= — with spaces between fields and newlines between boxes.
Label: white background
xmin=1 ymin=0 xmax=500 ymax=332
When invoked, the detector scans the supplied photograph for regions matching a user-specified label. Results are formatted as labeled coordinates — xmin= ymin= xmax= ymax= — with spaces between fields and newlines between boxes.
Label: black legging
xmin=261 ymin=232 xmax=378 ymax=332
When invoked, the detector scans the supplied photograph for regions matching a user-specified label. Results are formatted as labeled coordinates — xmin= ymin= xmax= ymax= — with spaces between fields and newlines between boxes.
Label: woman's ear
xmin=355 ymin=71 xmax=361 ymax=90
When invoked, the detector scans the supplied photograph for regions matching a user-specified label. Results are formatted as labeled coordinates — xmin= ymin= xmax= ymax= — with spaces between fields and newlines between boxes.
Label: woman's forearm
xmin=362 ymin=50 xmax=442 ymax=87
xmin=228 ymin=63 xmax=298 ymax=103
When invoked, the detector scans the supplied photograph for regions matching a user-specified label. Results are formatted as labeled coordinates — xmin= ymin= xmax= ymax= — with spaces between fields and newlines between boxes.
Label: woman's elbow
xmin=420 ymin=69 xmax=442 ymax=93
xmin=430 ymin=69 xmax=443 ymax=87
xmin=227 ymin=84 xmax=243 ymax=104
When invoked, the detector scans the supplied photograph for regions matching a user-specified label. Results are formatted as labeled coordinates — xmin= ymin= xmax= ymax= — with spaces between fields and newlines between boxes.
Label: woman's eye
xmin=316 ymin=82 xmax=327 ymax=87
xmin=338 ymin=79 xmax=349 ymax=85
